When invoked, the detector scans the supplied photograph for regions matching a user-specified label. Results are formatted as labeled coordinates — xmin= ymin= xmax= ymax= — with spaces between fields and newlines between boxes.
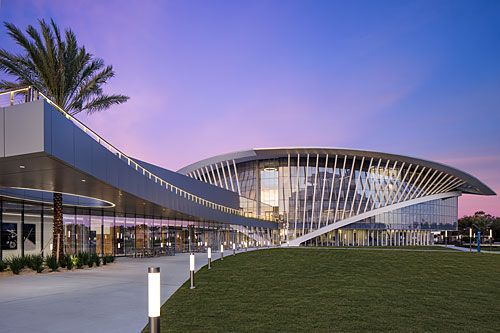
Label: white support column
xmin=411 ymin=168 xmax=433 ymax=200
xmin=220 ymin=162 xmax=229 ymax=190
xmin=318 ymin=154 xmax=329 ymax=229
xmin=341 ymin=156 xmax=357 ymax=220
xmin=198 ymin=169 xmax=207 ymax=183
xmin=334 ymin=156 xmax=348 ymax=223
xmin=302 ymin=154 xmax=310 ymax=235
xmin=226 ymin=160 xmax=235 ymax=192
xmin=431 ymin=174 xmax=455 ymax=195
xmin=404 ymin=166 xmax=425 ymax=201
xmin=310 ymin=154 xmax=320 ymax=232
xmin=293 ymin=154 xmax=300 ymax=237
xmin=382 ymin=161 xmax=399 ymax=205
xmin=356 ymin=158 xmax=373 ymax=215
xmin=205 ymin=166 xmax=213 ymax=184
xmin=349 ymin=156 xmax=365 ymax=217
xmin=363 ymin=159 xmax=382 ymax=213
xmin=399 ymin=165 xmax=419 ymax=203
xmin=325 ymin=155 xmax=339 ymax=226
xmin=214 ymin=164 xmax=223 ymax=188
xmin=232 ymin=160 xmax=241 ymax=195
xmin=416 ymin=169 xmax=439 ymax=198
xmin=371 ymin=160 xmax=390 ymax=211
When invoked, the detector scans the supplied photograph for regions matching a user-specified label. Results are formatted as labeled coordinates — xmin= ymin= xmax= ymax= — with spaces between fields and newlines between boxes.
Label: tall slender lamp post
xmin=208 ymin=247 xmax=211 ymax=269
xmin=190 ymin=253 xmax=196 ymax=289
xmin=469 ymin=228 xmax=472 ymax=252
xmin=148 ymin=267 xmax=160 ymax=333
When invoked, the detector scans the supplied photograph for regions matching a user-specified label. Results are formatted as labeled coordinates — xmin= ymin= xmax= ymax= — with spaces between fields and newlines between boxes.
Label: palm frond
xmin=0 ymin=19 xmax=129 ymax=115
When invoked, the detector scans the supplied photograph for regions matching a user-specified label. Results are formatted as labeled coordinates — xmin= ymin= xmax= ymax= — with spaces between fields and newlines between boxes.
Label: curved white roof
xmin=178 ymin=147 xmax=496 ymax=196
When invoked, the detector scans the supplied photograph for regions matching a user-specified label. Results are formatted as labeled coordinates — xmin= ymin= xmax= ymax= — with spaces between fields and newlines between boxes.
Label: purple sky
xmin=1 ymin=0 xmax=499 ymax=217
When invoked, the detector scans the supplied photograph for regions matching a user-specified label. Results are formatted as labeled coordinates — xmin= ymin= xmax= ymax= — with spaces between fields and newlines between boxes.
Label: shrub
xmin=103 ymin=254 xmax=115 ymax=264
xmin=91 ymin=253 xmax=101 ymax=267
xmin=45 ymin=255 xmax=59 ymax=271
xmin=65 ymin=254 xmax=73 ymax=270
xmin=9 ymin=256 xmax=25 ymax=274
xmin=77 ymin=251 xmax=89 ymax=266
xmin=24 ymin=254 xmax=33 ymax=269
xmin=59 ymin=256 xmax=67 ymax=268
xmin=30 ymin=255 xmax=44 ymax=273
xmin=88 ymin=258 xmax=94 ymax=268
xmin=0 ymin=259 xmax=7 ymax=272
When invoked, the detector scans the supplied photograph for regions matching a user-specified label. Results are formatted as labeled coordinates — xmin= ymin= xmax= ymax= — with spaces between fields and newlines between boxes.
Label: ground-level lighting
xmin=148 ymin=267 xmax=160 ymax=333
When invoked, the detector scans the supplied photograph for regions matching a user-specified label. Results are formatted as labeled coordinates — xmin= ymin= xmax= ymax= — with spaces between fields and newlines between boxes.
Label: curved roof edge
xmin=177 ymin=147 xmax=496 ymax=196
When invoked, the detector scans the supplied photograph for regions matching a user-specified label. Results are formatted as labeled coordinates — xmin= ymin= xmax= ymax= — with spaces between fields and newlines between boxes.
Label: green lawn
xmin=147 ymin=248 xmax=500 ymax=332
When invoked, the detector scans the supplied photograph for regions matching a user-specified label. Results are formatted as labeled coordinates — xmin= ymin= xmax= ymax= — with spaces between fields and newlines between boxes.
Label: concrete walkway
xmin=0 ymin=249 xmax=247 ymax=333
xmin=437 ymin=244 xmax=500 ymax=254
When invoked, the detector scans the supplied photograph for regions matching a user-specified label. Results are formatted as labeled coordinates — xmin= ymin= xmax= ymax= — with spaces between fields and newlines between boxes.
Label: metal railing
xmin=0 ymin=87 xmax=273 ymax=222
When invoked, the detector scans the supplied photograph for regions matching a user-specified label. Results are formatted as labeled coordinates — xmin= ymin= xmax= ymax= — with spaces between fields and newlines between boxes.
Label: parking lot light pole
xmin=148 ymin=267 xmax=160 ymax=333
xmin=190 ymin=253 xmax=195 ymax=289
xmin=208 ymin=247 xmax=211 ymax=269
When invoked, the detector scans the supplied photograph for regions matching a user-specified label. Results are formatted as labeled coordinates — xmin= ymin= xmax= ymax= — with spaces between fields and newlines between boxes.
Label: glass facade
xmin=0 ymin=197 xmax=262 ymax=260
xmin=188 ymin=153 xmax=462 ymax=246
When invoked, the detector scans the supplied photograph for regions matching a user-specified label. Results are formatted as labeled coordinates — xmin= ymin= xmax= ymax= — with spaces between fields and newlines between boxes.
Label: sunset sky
xmin=1 ymin=0 xmax=499 ymax=217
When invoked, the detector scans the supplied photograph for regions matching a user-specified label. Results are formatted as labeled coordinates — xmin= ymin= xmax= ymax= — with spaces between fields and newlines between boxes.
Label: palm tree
xmin=0 ymin=19 xmax=129 ymax=259
xmin=0 ymin=19 xmax=129 ymax=116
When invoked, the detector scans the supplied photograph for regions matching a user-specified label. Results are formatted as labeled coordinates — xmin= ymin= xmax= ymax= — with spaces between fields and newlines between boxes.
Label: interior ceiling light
xmin=19 ymin=165 xmax=25 ymax=169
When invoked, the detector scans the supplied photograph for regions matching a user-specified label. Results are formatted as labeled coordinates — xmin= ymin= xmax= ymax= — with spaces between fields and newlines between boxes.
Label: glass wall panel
xmin=115 ymin=215 xmax=125 ymax=255
xmin=103 ymin=214 xmax=114 ymax=255
xmin=1 ymin=201 xmax=22 ymax=259
xmin=125 ymin=216 xmax=135 ymax=256
xmin=23 ymin=202 xmax=43 ymax=256
xmin=90 ymin=214 xmax=102 ymax=255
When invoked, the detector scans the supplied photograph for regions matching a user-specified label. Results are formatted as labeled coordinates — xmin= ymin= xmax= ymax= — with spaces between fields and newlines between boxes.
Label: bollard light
xmin=148 ymin=267 xmax=160 ymax=333
xmin=221 ymin=244 xmax=224 ymax=260
xmin=233 ymin=243 xmax=236 ymax=256
xmin=190 ymin=253 xmax=196 ymax=289
xmin=469 ymin=228 xmax=472 ymax=252
xmin=208 ymin=247 xmax=212 ymax=269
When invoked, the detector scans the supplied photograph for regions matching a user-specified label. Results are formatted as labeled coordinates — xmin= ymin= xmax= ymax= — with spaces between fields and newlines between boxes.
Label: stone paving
xmin=0 ymin=250 xmax=239 ymax=333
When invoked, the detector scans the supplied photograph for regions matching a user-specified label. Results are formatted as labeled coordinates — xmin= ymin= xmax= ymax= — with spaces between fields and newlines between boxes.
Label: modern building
xmin=0 ymin=88 xmax=495 ymax=260
xmin=178 ymin=148 xmax=496 ymax=247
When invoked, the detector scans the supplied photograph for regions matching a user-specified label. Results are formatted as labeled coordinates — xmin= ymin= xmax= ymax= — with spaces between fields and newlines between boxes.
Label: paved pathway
xmin=0 ymin=249 xmax=248 ymax=333
xmin=437 ymin=244 xmax=500 ymax=254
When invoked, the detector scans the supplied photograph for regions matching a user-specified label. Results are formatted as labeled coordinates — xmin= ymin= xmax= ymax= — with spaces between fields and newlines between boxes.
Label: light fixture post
xmin=190 ymin=253 xmax=195 ymax=289
xmin=221 ymin=244 xmax=224 ymax=260
xmin=208 ymin=247 xmax=211 ymax=269
xmin=232 ymin=243 xmax=235 ymax=256
xmin=477 ymin=231 xmax=481 ymax=253
xmin=469 ymin=228 xmax=472 ymax=252
xmin=148 ymin=267 xmax=160 ymax=333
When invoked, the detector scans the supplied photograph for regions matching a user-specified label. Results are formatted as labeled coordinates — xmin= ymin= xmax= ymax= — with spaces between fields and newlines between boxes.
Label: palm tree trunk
xmin=52 ymin=192 xmax=64 ymax=260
